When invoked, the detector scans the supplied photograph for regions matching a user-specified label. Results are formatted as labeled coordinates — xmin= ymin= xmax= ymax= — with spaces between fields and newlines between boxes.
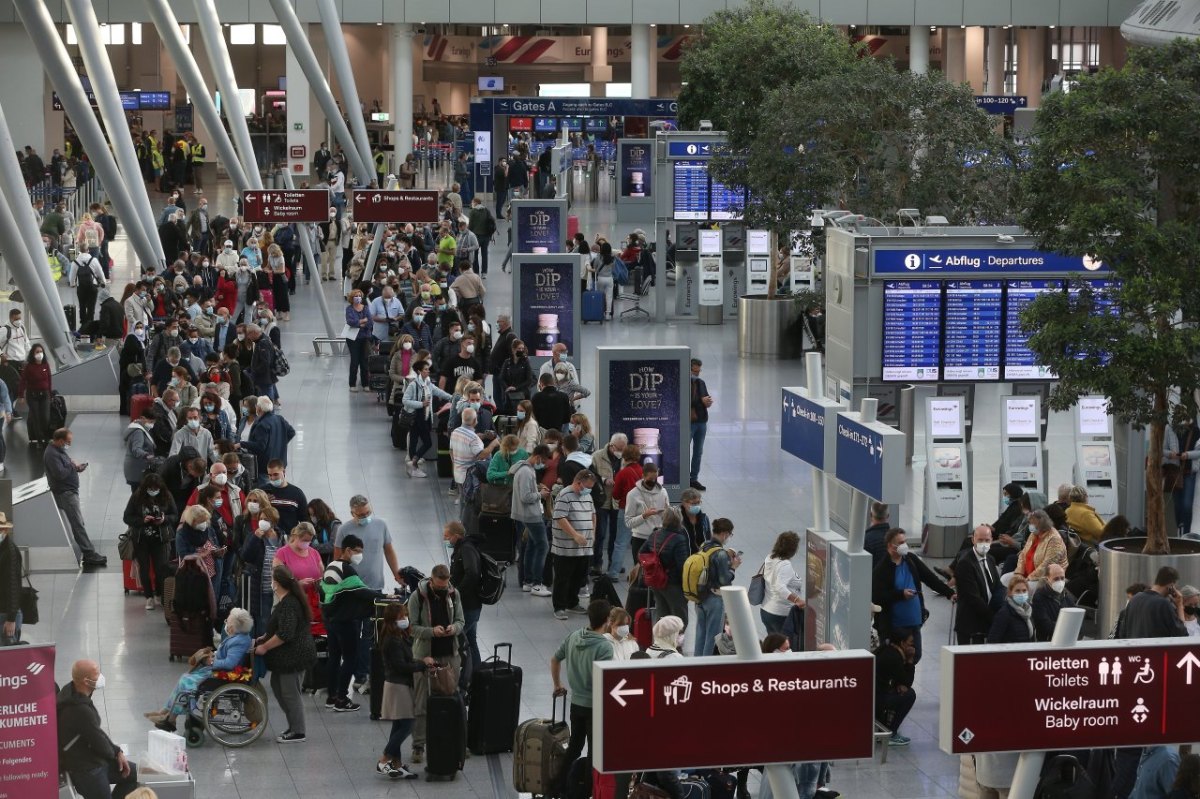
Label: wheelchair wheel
xmin=202 ymin=682 xmax=268 ymax=748
xmin=184 ymin=724 xmax=205 ymax=748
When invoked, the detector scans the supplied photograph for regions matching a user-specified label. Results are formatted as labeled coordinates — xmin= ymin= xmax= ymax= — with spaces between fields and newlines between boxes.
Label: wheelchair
xmin=180 ymin=671 xmax=269 ymax=748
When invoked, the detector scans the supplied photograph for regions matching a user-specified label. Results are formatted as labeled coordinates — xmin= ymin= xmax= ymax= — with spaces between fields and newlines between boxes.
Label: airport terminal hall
xmin=3 ymin=0 xmax=1200 ymax=798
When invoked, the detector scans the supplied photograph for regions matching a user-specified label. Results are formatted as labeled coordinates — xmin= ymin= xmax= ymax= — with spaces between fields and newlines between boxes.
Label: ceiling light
xmin=650 ymin=24 xmax=656 ymax=28
xmin=930 ymin=26 xmax=936 ymax=31
xmin=683 ymin=24 xmax=690 ymax=28
xmin=1049 ymin=24 xmax=1056 ymax=29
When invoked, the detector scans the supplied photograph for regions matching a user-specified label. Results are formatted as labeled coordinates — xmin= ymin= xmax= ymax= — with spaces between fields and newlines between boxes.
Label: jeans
xmin=759 ymin=762 xmax=822 ymax=799
xmin=68 ymin=759 xmax=139 ymax=799
xmin=690 ymin=421 xmax=707 ymax=482
xmin=552 ymin=554 xmax=590 ymax=612
xmin=693 ymin=594 xmax=723 ymax=657
xmin=607 ymin=516 xmax=633 ymax=580
xmin=270 ymin=670 xmax=306 ymax=735
xmin=384 ymin=717 xmax=415 ymax=761
xmin=877 ymin=688 xmax=917 ymax=735
xmin=347 ymin=336 xmax=370 ymax=388
xmin=326 ymin=617 xmax=361 ymax=701
xmin=522 ymin=520 xmax=549 ymax=587
xmin=595 ymin=508 xmax=618 ymax=571
xmin=761 ymin=608 xmax=787 ymax=635
xmin=0 ymin=610 xmax=21 ymax=645
xmin=459 ymin=606 xmax=483 ymax=690
xmin=54 ymin=490 xmax=99 ymax=560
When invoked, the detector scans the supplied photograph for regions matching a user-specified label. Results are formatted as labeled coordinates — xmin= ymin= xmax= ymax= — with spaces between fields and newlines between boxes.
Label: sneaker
xmin=887 ymin=733 xmax=910 ymax=747
xmin=690 ymin=480 xmax=707 ymax=491
xmin=521 ymin=583 xmax=532 ymax=592
xmin=532 ymin=585 xmax=552 ymax=597
xmin=578 ymin=585 xmax=591 ymax=597
xmin=554 ymin=610 xmax=569 ymax=620
xmin=145 ymin=598 xmax=155 ymax=611
xmin=412 ymin=467 xmax=428 ymax=478
xmin=349 ymin=386 xmax=359 ymax=393
xmin=277 ymin=731 xmax=307 ymax=744
xmin=324 ymin=695 xmax=337 ymax=709
xmin=375 ymin=761 xmax=399 ymax=778
xmin=334 ymin=698 xmax=361 ymax=712
xmin=393 ymin=764 xmax=419 ymax=780
xmin=411 ymin=746 xmax=425 ymax=764
xmin=567 ymin=605 xmax=588 ymax=615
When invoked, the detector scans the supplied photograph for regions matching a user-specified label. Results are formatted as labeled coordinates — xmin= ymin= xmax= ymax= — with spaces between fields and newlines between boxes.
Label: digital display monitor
xmin=943 ymin=280 xmax=1002 ymax=381
xmin=1068 ymin=279 xmax=1120 ymax=364
xmin=139 ymin=91 xmax=172 ymax=110
xmin=1080 ymin=443 xmax=1112 ymax=468
xmin=709 ymin=178 xmax=743 ymax=221
xmin=672 ymin=160 xmax=709 ymax=221
xmin=509 ymin=117 xmax=533 ymax=131
xmin=1005 ymin=398 xmax=1039 ymax=438
xmin=1078 ymin=397 xmax=1111 ymax=437
xmin=534 ymin=117 xmax=557 ymax=132
xmin=478 ymin=76 xmax=504 ymax=91
xmin=370 ymin=112 xmax=390 ymax=122
xmin=560 ymin=118 xmax=582 ymax=131
xmin=585 ymin=118 xmax=608 ymax=132
xmin=749 ymin=257 xmax=769 ymax=274
xmin=1004 ymin=279 xmax=1062 ymax=379
xmin=1007 ymin=444 xmax=1038 ymax=468
xmin=747 ymin=229 xmax=770 ymax=255
xmin=699 ymin=230 xmax=722 ymax=257
xmin=932 ymin=446 xmax=963 ymax=470
xmin=882 ymin=281 xmax=942 ymax=382
xmin=928 ymin=399 xmax=963 ymax=439
xmin=119 ymin=91 xmax=140 ymax=111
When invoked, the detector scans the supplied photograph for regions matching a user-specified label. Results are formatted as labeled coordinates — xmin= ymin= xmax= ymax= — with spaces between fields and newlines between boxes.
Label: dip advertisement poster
xmin=517 ymin=259 xmax=577 ymax=359
xmin=515 ymin=203 xmax=563 ymax=253
xmin=606 ymin=358 xmax=683 ymax=487
xmin=620 ymin=142 xmax=653 ymax=198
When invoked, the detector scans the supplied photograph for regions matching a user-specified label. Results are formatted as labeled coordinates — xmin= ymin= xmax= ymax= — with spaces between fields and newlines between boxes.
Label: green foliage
xmin=1019 ymin=40 xmax=1200 ymax=551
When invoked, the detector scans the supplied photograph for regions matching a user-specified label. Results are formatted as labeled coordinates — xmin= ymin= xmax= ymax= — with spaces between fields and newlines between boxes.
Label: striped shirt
xmin=449 ymin=425 xmax=484 ymax=483
xmin=552 ymin=487 xmax=595 ymax=557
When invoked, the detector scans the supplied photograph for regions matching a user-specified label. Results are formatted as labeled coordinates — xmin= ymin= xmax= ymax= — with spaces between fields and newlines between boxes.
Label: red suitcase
xmin=567 ymin=214 xmax=580 ymax=240
xmin=122 ymin=558 xmax=156 ymax=595
xmin=129 ymin=392 xmax=153 ymax=420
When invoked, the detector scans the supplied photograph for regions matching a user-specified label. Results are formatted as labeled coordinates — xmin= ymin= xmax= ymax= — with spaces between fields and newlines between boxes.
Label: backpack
xmin=477 ymin=549 xmax=507 ymax=605
xmin=171 ymin=561 xmax=209 ymax=615
xmin=682 ymin=541 xmax=723 ymax=603
xmin=76 ymin=258 xmax=98 ymax=290
xmin=637 ymin=532 xmax=677 ymax=590
xmin=270 ymin=341 xmax=290 ymax=378
xmin=612 ymin=257 xmax=630 ymax=286
xmin=1035 ymin=755 xmax=1095 ymax=799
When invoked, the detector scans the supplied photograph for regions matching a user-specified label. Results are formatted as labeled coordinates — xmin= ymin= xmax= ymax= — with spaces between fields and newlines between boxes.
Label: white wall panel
xmin=679 ymin=0 xmax=725 ymax=25
xmin=588 ymin=0 xmax=632 ymax=25
xmin=962 ymin=0 xmax=1012 ymax=27
xmin=1012 ymin=0 xmax=1059 ymax=26
xmin=633 ymin=0 xmax=679 ymax=24
xmin=868 ymin=0 xmax=916 ymax=25
xmin=494 ymin=0 xmax=541 ymax=24
xmin=540 ymin=0 xmax=585 ymax=24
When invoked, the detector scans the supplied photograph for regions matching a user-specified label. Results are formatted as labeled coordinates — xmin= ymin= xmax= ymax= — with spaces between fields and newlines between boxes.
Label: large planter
xmin=737 ymin=295 xmax=803 ymax=359
xmin=1098 ymin=537 xmax=1200 ymax=635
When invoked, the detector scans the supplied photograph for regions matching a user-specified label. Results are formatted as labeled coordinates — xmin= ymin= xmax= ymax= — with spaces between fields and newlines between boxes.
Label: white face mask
xmin=91 ymin=673 xmax=106 ymax=691
xmin=896 ymin=543 xmax=911 ymax=557
xmin=247 ymin=501 xmax=260 ymax=514
xmin=213 ymin=473 xmax=228 ymax=486
xmin=257 ymin=519 xmax=271 ymax=532
xmin=33 ymin=352 xmax=44 ymax=363
xmin=402 ymin=342 xmax=412 ymax=351
xmin=465 ymin=344 xmax=475 ymax=355
xmin=1051 ymin=580 xmax=1067 ymax=594
xmin=396 ymin=619 xmax=410 ymax=630
xmin=350 ymin=552 xmax=364 ymax=566
xmin=616 ymin=625 xmax=630 ymax=639
xmin=974 ymin=542 xmax=991 ymax=557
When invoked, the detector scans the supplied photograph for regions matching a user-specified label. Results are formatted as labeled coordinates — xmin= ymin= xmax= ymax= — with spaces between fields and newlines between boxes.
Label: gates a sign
xmin=351 ymin=190 xmax=441 ymax=224
xmin=593 ymin=652 xmax=875 ymax=773
xmin=941 ymin=638 xmax=1200 ymax=755
xmin=241 ymin=190 xmax=329 ymax=224
xmin=0 ymin=643 xmax=58 ymax=797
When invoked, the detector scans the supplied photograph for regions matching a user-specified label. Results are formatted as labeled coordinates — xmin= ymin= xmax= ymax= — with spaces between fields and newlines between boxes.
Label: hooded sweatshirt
xmin=57 ymin=682 xmax=121 ymax=773
xmin=509 ymin=459 xmax=544 ymax=523
xmin=624 ymin=480 xmax=669 ymax=541
xmin=552 ymin=628 xmax=613 ymax=707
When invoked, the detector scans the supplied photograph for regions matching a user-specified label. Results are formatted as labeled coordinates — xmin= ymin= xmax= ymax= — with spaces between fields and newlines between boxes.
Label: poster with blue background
xmin=606 ymin=358 xmax=683 ymax=487
xmin=517 ymin=259 xmax=577 ymax=358
xmin=620 ymin=141 xmax=653 ymax=198
xmin=514 ymin=201 xmax=563 ymax=253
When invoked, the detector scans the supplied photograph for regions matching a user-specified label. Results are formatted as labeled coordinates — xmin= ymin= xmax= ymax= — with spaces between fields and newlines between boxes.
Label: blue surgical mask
xmin=268 ymin=478 xmax=283 ymax=488
xmin=686 ymin=503 xmax=700 ymax=515
xmin=1028 ymin=524 xmax=1038 ymax=535
xmin=1002 ymin=496 xmax=1011 ymax=507
xmin=533 ymin=462 xmax=545 ymax=471
xmin=516 ymin=411 xmax=526 ymax=420
xmin=241 ymin=407 xmax=249 ymax=417
xmin=1011 ymin=593 xmax=1029 ymax=605
xmin=359 ymin=515 xmax=373 ymax=526
xmin=470 ymin=401 xmax=481 ymax=411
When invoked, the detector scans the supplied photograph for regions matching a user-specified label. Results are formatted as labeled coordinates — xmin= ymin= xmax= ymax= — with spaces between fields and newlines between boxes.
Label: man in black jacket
xmin=0 ymin=514 xmax=20 ymax=645
xmin=863 ymin=501 xmax=891 ymax=566
xmin=1121 ymin=566 xmax=1187 ymax=639
xmin=150 ymin=391 xmax=179 ymax=457
xmin=445 ymin=521 xmax=483 ymax=687
xmin=871 ymin=528 xmax=954 ymax=663
xmin=952 ymin=525 xmax=1001 ymax=644
xmin=58 ymin=659 xmax=139 ymax=798
xmin=488 ymin=314 xmax=515 ymax=397
xmin=159 ymin=446 xmax=206 ymax=511
xmin=532 ymin=373 xmax=572 ymax=433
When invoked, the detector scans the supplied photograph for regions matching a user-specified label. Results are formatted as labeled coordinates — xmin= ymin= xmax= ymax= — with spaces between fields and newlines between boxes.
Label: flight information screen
xmin=1069 ymin=279 xmax=1120 ymax=364
xmin=672 ymin=160 xmax=709 ymax=221
xmin=1004 ymin=279 xmax=1062 ymax=379
xmin=709 ymin=178 xmax=743 ymax=220
xmin=943 ymin=280 xmax=1002 ymax=381
xmin=882 ymin=281 xmax=943 ymax=382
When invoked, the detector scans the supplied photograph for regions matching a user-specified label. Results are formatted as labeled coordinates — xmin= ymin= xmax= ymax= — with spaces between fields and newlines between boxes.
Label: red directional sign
xmin=351 ymin=190 xmax=441 ymax=224
xmin=241 ymin=190 xmax=329 ymax=224
xmin=592 ymin=652 xmax=876 ymax=773
xmin=941 ymin=638 xmax=1200 ymax=755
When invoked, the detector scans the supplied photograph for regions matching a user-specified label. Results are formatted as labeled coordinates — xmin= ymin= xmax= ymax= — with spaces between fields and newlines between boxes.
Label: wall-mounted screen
xmin=672 ymin=160 xmax=709 ymax=221
xmin=1005 ymin=398 xmax=1039 ymax=438
xmin=943 ymin=280 xmax=1002 ymax=381
xmin=699 ymin=230 xmax=722 ymax=257
xmin=1004 ymin=279 xmax=1062 ymax=380
xmin=749 ymin=257 xmax=769 ymax=274
xmin=747 ymin=229 xmax=770 ymax=255
xmin=1007 ymin=444 xmax=1039 ymax=468
xmin=478 ymin=76 xmax=504 ymax=91
xmin=139 ymin=91 xmax=172 ymax=110
xmin=709 ymin=178 xmax=743 ymax=221
xmin=882 ymin=281 xmax=942 ymax=382
xmin=1080 ymin=443 xmax=1112 ymax=468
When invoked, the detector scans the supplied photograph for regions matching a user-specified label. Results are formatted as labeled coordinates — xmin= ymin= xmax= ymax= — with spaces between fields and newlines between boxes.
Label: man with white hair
xmin=448 ymin=407 xmax=499 ymax=497
xmin=244 ymin=395 xmax=295 ymax=480
xmin=538 ymin=342 xmax=579 ymax=385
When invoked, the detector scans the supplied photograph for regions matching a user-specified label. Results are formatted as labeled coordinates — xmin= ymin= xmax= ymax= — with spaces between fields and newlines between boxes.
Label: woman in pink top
xmin=272 ymin=523 xmax=323 ymax=586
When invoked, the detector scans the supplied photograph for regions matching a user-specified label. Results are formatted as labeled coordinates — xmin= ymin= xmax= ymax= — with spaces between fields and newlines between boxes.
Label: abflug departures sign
xmin=942 ymin=639 xmax=1200 ymax=755
xmin=0 ymin=644 xmax=59 ymax=797
xmin=593 ymin=653 xmax=876 ymax=773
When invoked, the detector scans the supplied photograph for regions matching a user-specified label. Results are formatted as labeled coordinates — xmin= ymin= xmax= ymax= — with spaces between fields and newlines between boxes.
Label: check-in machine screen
xmin=932 ymin=446 xmax=963 ymax=470
xmin=1007 ymin=444 xmax=1038 ymax=469
xmin=1081 ymin=444 xmax=1112 ymax=469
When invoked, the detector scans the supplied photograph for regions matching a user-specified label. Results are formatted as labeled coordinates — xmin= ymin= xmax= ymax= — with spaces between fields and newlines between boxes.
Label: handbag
xmin=629 ymin=775 xmax=671 ymax=799
xmin=747 ymin=562 xmax=767 ymax=606
xmin=118 ymin=528 xmax=136 ymax=561
xmin=429 ymin=663 xmax=457 ymax=696
xmin=339 ymin=322 xmax=358 ymax=341
xmin=480 ymin=483 xmax=513 ymax=516
xmin=20 ymin=575 xmax=38 ymax=625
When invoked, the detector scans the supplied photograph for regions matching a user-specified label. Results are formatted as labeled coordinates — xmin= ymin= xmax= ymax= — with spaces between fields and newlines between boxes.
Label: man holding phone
xmin=45 ymin=427 xmax=107 ymax=568
xmin=690 ymin=518 xmax=740 ymax=657
xmin=1121 ymin=566 xmax=1188 ymax=639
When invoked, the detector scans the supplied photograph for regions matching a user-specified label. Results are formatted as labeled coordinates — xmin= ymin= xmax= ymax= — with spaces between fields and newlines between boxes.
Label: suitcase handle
xmin=552 ymin=692 xmax=568 ymax=727
xmin=488 ymin=642 xmax=514 ymax=674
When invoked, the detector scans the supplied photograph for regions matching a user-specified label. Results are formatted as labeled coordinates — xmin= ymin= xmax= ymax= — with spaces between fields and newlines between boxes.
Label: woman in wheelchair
xmin=146 ymin=607 xmax=254 ymax=732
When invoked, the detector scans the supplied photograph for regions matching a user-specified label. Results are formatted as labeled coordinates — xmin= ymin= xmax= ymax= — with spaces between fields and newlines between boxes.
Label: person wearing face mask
xmin=244 ymin=395 xmax=295 ymax=477
xmin=169 ymin=407 xmax=215 ymax=462
xmin=0 ymin=513 xmax=22 ymax=645
xmin=0 ymin=308 xmax=29 ymax=371
xmin=215 ymin=238 xmax=239 ymax=272
xmin=690 ymin=518 xmax=739 ymax=658
xmin=951 ymin=524 xmax=1003 ymax=645
xmin=387 ymin=334 xmax=417 ymax=409
xmin=400 ymin=308 xmax=435 ymax=353
xmin=19 ymin=344 xmax=52 ymax=447
xmin=1031 ymin=563 xmax=1078 ymax=642
xmin=149 ymin=389 xmax=181 ymax=457
xmin=402 ymin=360 xmax=452 ymax=477
xmin=147 ymin=320 xmax=185 ymax=371
xmin=603 ymin=607 xmax=639 ymax=659
xmin=343 ymin=289 xmax=372 ymax=392
xmin=987 ymin=575 xmax=1035 ymax=644
xmin=58 ymin=659 xmax=139 ymax=798
xmin=677 ymin=487 xmax=711 ymax=553
xmin=261 ymin=460 xmax=310 ymax=530
xmin=255 ymin=565 xmax=318 ymax=744
xmin=624 ymin=461 xmax=669 ymax=562
xmin=118 ymin=323 xmax=147 ymax=416
xmin=1013 ymin=508 xmax=1068 ymax=583
xmin=500 ymin=340 xmax=535 ymax=416
xmin=405 ymin=564 xmax=465 ymax=764
xmin=370 ymin=285 xmax=404 ymax=342
xmin=189 ymin=462 xmax=245 ymax=527
xmin=239 ymin=500 xmax=283 ymax=635
xmin=197 ymin=389 xmax=232 ymax=443
xmin=642 ymin=506 xmax=692 ymax=626
xmin=510 ymin=444 xmax=552 ymax=596
xmin=123 ymin=407 xmax=160 ymax=491
xmin=320 ymin=533 xmax=376 ymax=714
xmin=374 ymin=601 xmax=426 ymax=779
xmin=871 ymin=528 xmax=954 ymax=663
xmin=874 ymin=627 xmax=918 ymax=747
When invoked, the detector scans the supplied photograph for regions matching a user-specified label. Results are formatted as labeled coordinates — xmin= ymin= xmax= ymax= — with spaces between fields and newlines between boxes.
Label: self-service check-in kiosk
xmin=674 ymin=223 xmax=699 ymax=317
xmin=790 ymin=231 xmax=816 ymax=294
xmin=746 ymin=229 xmax=771 ymax=295
xmin=698 ymin=229 xmax=723 ymax=325
xmin=1000 ymin=395 xmax=1047 ymax=509
xmin=1073 ymin=396 xmax=1119 ymax=517
xmin=922 ymin=396 xmax=972 ymax=557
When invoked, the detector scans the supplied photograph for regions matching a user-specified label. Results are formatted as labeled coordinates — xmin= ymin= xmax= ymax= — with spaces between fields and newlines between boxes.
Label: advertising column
xmin=511 ymin=197 xmax=568 ymax=254
xmin=596 ymin=347 xmax=691 ymax=495
xmin=617 ymin=138 xmax=655 ymax=225
xmin=0 ymin=643 xmax=58 ymax=797
xmin=512 ymin=254 xmax=582 ymax=372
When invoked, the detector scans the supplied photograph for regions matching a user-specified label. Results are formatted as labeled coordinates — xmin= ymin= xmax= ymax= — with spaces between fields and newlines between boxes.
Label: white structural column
xmin=986 ymin=28 xmax=1007 ymax=94
xmin=285 ymin=44 xmax=311 ymax=179
xmin=1016 ymin=27 xmax=1047 ymax=108
xmin=316 ymin=0 xmax=375 ymax=184
xmin=943 ymin=27 xmax=966 ymax=84
xmin=965 ymin=26 xmax=986 ymax=93
xmin=0 ymin=26 xmax=46 ymax=161
xmin=193 ymin=0 xmax=263 ymax=189
xmin=909 ymin=26 xmax=930 ymax=74
xmin=648 ymin=32 xmax=658 ymax=96
xmin=630 ymin=24 xmax=651 ymax=99
xmin=392 ymin=24 xmax=414 ymax=161
xmin=587 ymin=26 xmax=612 ymax=95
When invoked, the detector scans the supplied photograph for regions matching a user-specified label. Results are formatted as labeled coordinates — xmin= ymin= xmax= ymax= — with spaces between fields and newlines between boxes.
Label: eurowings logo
xmin=479 ymin=36 xmax=560 ymax=64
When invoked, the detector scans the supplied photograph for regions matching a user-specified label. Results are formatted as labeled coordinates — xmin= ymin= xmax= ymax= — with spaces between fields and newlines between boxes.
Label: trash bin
xmin=698 ymin=304 xmax=723 ymax=325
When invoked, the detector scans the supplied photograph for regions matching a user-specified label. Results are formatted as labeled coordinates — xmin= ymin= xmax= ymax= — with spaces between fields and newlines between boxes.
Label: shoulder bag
xmin=20 ymin=574 xmax=38 ymax=625
xmin=747 ymin=561 xmax=768 ymax=606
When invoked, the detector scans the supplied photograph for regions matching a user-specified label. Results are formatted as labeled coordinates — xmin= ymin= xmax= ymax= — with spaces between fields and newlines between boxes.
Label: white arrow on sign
xmin=609 ymin=678 xmax=644 ymax=708
xmin=244 ymin=194 xmax=257 ymax=203
xmin=1176 ymin=651 xmax=1200 ymax=684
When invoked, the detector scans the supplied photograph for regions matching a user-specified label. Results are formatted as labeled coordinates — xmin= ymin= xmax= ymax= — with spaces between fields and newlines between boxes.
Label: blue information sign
xmin=491 ymin=97 xmax=677 ymax=117
xmin=667 ymin=141 xmax=715 ymax=158
xmin=975 ymin=95 xmax=1028 ymax=114
xmin=781 ymin=389 xmax=828 ymax=470
xmin=834 ymin=413 xmax=904 ymax=503
xmin=874 ymin=249 xmax=1109 ymax=276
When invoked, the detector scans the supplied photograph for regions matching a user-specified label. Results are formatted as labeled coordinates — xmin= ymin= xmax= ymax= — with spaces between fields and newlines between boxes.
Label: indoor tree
xmin=1019 ymin=40 xmax=1200 ymax=554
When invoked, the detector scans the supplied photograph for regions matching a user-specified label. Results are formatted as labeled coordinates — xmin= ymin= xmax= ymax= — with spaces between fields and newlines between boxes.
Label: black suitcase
xmin=391 ymin=411 xmax=410 ymax=450
xmin=425 ymin=692 xmax=467 ymax=780
xmin=64 ymin=304 xmax=77 ymax=331
xmin=467 ymin=643 xmax=522 ymax=755
xmin=368 ymin=645 xmax=384 ymax=719
xmin=49 ymin=390 xmax=67 ymax=431
xmin=436 ymin=431 xmax=452 ymax=479
xmin=477 ymin=513 xmax=517 ymax=563
xmin=302 ymin=635 xmax=329 ymax=693
xmin=564 ymin=755 xmax=592 ymax=799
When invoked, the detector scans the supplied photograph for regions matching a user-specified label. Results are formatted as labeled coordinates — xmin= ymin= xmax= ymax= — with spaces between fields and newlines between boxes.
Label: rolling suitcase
xmin=477 ymin=512 xmax=517 ymax=563
xmin=467 ymin=643 xmax=522 ymax=755
xmin=302 ymin=635 xmax=329 ymax=693
xmin=582 ymin=290 xmax=605 ymax=323
xmin=514 ymin=695 xmax=570 ymax=797
xmin=129 ymin=391 xmax=153 ymax=420
xmin=390 ymin=411 xmax=410 ymax=450
xmin=564 ymin=756 xmax=592 ymax=799
xmin=63 ymin=304 xmax=77 ymax=331
xmin=367 ymin=354 xmax=389 ymax=399
xmin=49 ymin=390 xmax=68 ymax=430
xmin=633 ymin=607 xmax=653 ymax=651
xmin=436 ymin=431 xmax=452 ymax=479
xmin=163 ymin=571 xmax=213 ymax=662
xmin=425 ymin=692 xmax=467 ymax=781
xmin=123 ymin=558 xmax=155 ymax=595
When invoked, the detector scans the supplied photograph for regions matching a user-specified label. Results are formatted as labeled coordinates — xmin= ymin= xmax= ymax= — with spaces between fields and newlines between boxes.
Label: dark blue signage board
xmin=619 ymin=141 xmax=653 ymax=199
xmin=874 ymin=248 xmax=1110 ymax=275
xmin=491 ymin=97 xmax=677 ymax=117
xmin=834 ymin=412 xmax=906 ymax=503
xmin=781 ymin=388 xmax=843 ymax=472
xmin=667 ymin=141 xmax=715 ymax=158
xmin=975 ymin=95 xmax=1028 ymax=114
xmin=512 ymin=199 xmax=566 ymax=254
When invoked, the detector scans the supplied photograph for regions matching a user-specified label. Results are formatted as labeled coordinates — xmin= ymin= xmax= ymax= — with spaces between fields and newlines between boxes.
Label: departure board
xmin=882 ymin=281 xmax=943 ymax=382
xmin=943 ymin=280 xmax=1002 ymax=380
xmin=673 ymin=160 xmax=709 ymax=221
xmin=1069 ymin=279 xmax=1120 ymax=364
xmin=710 ymin=178 xmax=743 ymax=220
xmin=1003 ymin=279 xmax=1062 ymax=380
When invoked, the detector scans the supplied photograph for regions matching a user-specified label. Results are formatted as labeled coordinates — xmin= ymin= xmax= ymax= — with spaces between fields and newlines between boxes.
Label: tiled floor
xmin=11 ymin=176 xmax=1091 ymax=799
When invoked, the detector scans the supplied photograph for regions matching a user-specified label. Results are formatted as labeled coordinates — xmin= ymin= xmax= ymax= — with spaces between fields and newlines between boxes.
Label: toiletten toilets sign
xmin=596 ymin=347 xmax=691 ymax=494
